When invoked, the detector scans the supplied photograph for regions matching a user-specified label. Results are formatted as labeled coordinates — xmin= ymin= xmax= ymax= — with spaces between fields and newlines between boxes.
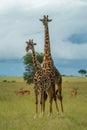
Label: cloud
xmin=0 ymin=0 xmax=87 ymax=60
xmin=68 ymin=32 xmax=87 ymax=44
xmin=52 ymin=41 xmax=87 ymax=59
xmin=0 ymin=0 xmax=51 ymax=13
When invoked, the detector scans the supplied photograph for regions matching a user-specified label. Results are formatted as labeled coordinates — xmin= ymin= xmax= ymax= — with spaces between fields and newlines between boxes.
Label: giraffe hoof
xmin=48 ymin=113 xmax=53 ymax=117
xmin=39 ymin=114 xmax=43 ymax=118
xmin=57 ymin=112 xmax=60 ymax=116
xmin=61 ymin=112 xmax=64 ymax=117
xmin=39 ymin=113 xmax=43 ymax=118
xmin=57 ymin=112 xmax=61 ymax=117
xmin=34 ymin=114 xmax=38 ymax=119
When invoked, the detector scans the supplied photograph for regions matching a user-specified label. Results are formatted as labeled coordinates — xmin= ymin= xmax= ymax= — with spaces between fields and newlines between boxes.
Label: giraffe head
xmin=40 ymin=15 xmax=52 ymax=26
xmin=26 ymin=39 xmax=37 ymax=52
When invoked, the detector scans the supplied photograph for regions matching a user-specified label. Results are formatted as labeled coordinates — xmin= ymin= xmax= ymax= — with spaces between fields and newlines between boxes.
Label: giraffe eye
xmin=44 ymin=78 xmax=47 ymax=82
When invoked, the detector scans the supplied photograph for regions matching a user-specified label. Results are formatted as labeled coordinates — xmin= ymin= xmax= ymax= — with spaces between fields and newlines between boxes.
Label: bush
xmin=3 ymin=80 xmax=7 ymax=82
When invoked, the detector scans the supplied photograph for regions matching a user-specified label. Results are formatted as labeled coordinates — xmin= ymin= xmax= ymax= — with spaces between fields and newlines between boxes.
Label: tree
xmin=23 ymin=52 xmax=43 ymax=84
xmin=78 ymin=69 xmax=87 ymax=76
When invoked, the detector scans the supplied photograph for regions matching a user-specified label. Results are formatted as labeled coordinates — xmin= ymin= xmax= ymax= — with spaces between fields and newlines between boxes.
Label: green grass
xmin=0 ymin=76 xmax=87 ymax=130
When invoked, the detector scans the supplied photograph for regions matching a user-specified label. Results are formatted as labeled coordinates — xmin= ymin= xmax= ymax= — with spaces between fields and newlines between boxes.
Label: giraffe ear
xmin=33 ymin=43 xmax=37 ymax=45
xmin=26 ymin=41 xmax=28 ymax=44
xmin=48 ymin=19 xmax=52 ymax=22
xmin=40 ymin=19 xmax=43 ymax=21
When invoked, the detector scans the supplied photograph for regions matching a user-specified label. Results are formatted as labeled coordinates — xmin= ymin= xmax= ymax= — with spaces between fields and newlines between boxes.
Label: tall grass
xmin=0 ymin=76 xmax=87 ymax=130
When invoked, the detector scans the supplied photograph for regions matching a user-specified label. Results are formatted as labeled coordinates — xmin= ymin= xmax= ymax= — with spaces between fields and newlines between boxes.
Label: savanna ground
xmin=0 ymin=76 xmax=87 ymax=130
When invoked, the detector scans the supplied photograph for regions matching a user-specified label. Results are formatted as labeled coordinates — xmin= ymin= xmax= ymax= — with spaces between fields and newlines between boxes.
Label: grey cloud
xmin=68 ymin=32 xmax=87 ymax=44
xmin=0 ymin=0 xmax=87 ymax=59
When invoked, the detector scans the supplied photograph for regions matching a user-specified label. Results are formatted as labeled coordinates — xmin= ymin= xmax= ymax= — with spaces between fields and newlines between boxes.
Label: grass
xmin=0 ymin=76 xmax=87 ymax=130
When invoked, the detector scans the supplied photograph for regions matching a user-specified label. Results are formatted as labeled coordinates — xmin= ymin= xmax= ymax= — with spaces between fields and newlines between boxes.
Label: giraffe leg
xmin=60 ymin=98 xmax=64 ymax=117
xmin=42 ymin=91 xmax=46 ymax=115
xmin=52 ymin=83 xmax=59 ymax=115
xmin=49 ymin=95 xmax=53 ymax=116
xmin=34 ymin=89 xmax=38 ymax=119
xmin=53 ymin=91 xmax=60 ymax=115
xmin=40 ymin=90 xmax=43 ymax=117
xmin=54 ymin=98 xmax=60 ymax=115
xmin=42 ymin=91 xmax=45 ymax=116
xmin=40 ymin=90 xmax=45 ymax=117
xmin=57 ymin=83 xmax=64 ymax=115
xmin=48 ymin=88 xmax=53 ymax=116
xmin=43 ymin=91 xmax=46 ymax=113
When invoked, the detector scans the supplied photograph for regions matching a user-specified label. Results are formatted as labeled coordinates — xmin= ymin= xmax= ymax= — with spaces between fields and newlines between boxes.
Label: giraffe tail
xmin=56 ymin=89 xmax=63 ymax=100
xmin=44 ymin=91 xmax=48 ymax=101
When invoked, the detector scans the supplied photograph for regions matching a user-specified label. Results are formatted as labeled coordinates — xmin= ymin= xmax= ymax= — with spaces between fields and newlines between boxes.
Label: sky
xmin=0 ymin=0 xmax=87 ymax=75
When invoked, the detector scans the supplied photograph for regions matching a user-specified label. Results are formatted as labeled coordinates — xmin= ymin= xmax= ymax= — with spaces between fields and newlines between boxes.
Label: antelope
xmin=70 ymin=88 xmax=78 ymax=96
xmin=16 ymin=90 xmax=30 ymax=95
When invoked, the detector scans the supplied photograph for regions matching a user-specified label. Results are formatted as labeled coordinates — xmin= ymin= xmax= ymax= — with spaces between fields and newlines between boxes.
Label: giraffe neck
xmin=32 ymin=48 xmax=41 ymax=71
xmin=44 ymin=26 xmax=50 ymax=54
xmin=43 ymin=24 xmax=54 ymax=68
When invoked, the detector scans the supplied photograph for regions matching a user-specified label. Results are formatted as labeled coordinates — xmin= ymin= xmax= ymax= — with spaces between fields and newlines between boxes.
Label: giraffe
xmin=40 ymin=15 xmax=64 ymax=115
xmin=26 ymin=39 xmax=53 ymax=118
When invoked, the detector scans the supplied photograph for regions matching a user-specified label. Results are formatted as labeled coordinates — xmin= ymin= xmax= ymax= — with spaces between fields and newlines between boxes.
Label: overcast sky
xmin=0 ymin=0 xmax=87 ymax=60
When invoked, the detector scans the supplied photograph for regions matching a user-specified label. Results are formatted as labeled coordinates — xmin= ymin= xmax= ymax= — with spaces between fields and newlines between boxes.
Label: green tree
xmin=23 ymin=52 xmax=43 ymax=84
xmin=78 ymin=69 xmax=87 ymax=76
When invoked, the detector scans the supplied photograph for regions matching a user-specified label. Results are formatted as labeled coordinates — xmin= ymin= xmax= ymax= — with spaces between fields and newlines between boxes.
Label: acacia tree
xmin=23 ymin=52 xmax=43 ymax=84
xmin=78 ymin=69 xmax=87 ymax=76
